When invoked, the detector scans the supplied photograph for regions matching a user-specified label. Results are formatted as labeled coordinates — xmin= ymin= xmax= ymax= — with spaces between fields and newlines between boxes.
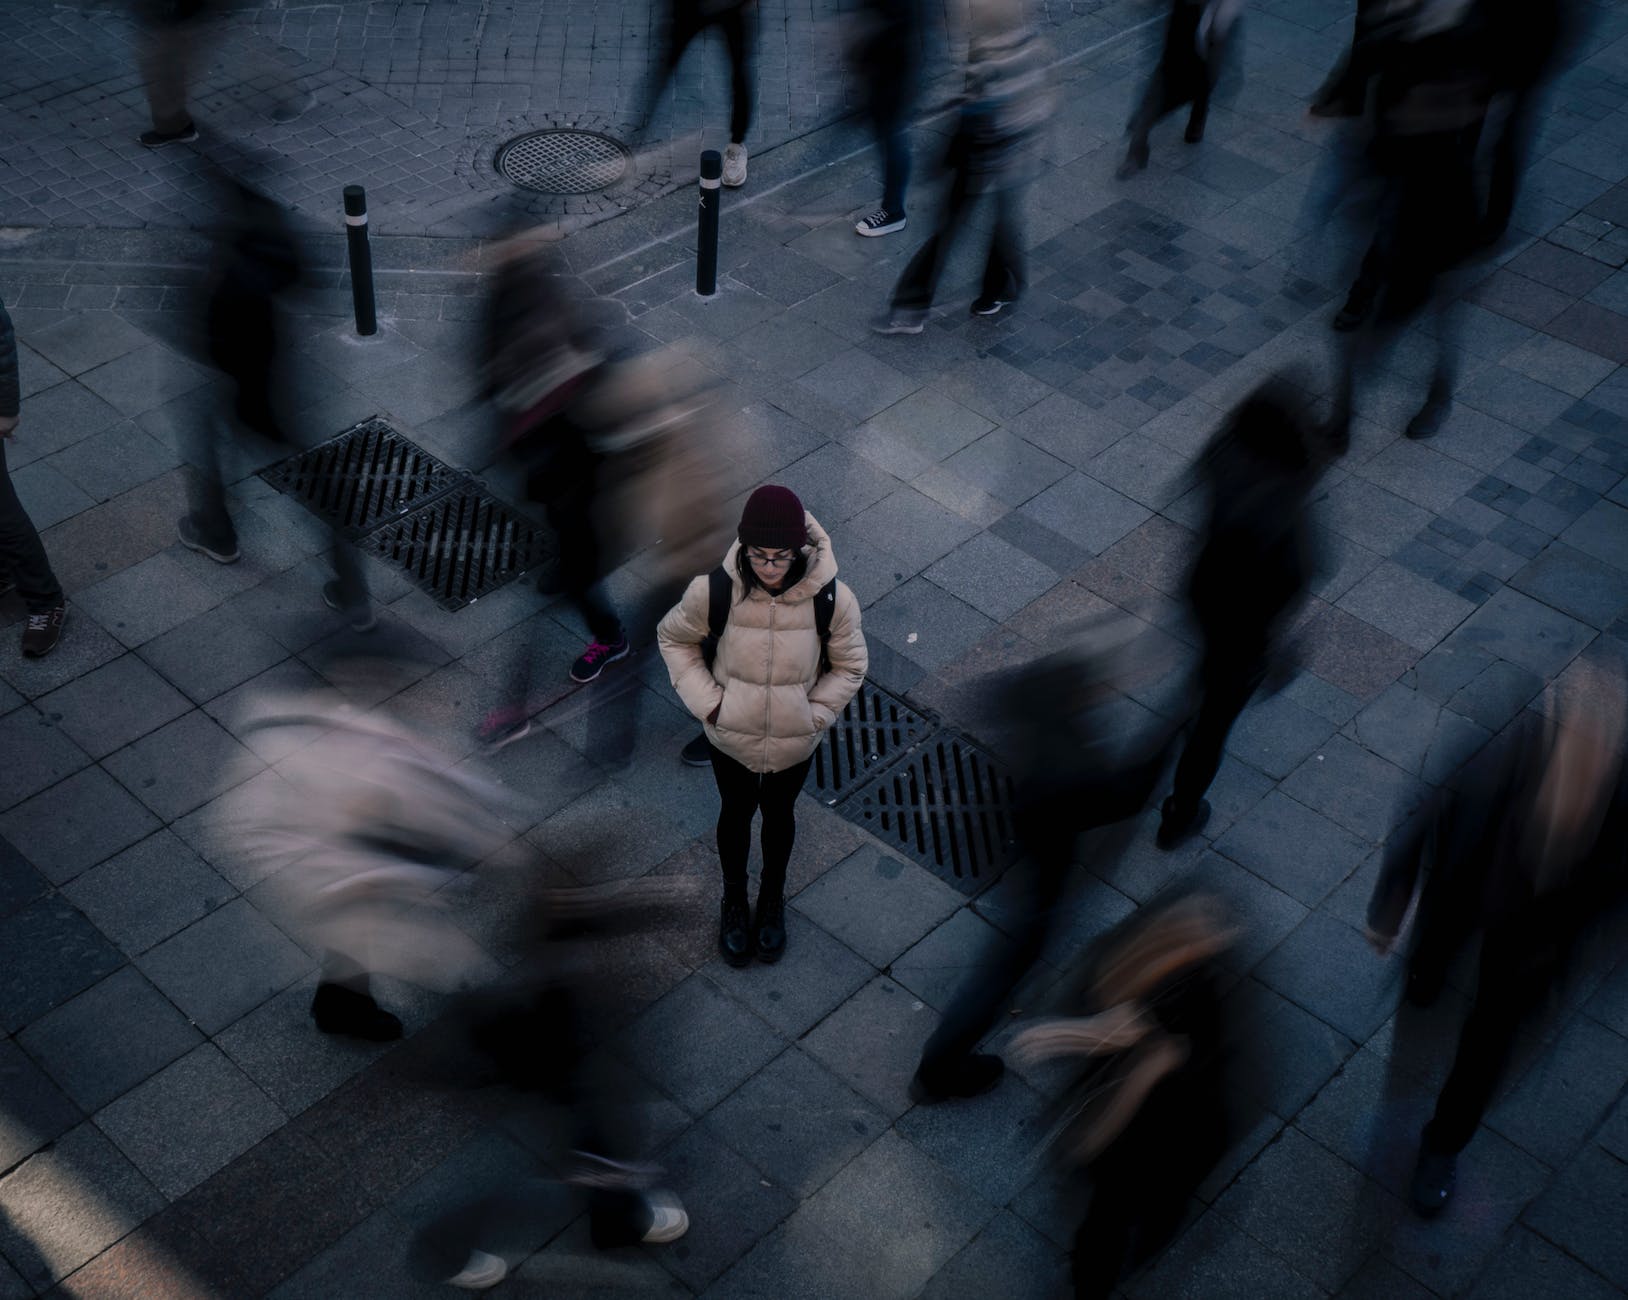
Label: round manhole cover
xmin=496 ymin=129 xmax=630 ymax=194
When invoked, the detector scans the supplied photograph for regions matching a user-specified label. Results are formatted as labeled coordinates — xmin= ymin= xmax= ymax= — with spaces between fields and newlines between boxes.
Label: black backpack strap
xmin=701 ymin=565 xmax=732 ymax=668
xmin=814 ymin=578 xmax=838 ymax=672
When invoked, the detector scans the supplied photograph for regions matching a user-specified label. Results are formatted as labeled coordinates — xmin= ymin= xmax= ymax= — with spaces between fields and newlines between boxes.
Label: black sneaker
xmin=681 ymin=733 xmax=713 ymax=766
xmin=176 ymin=514 xmax=241 ymax=564
xmin=322 ymin=580 xmax=377 ymax=633
xmin=1406 ymin=397 xmax=1450 ymax=441
xmin=855 ymin=208 xmax=907 ymax=237
xmin=1409 ymin=1140 xmax=1457 ymax=1218
xmin=971 ymin=297 xmax=1014 ymax=317
xmin=21 ymin=605 xmax=66 ymax=659
xmin=138 ymin=121 xmax=199 ymax=148
xmin=570 ymin=636 xmax=630 ymax=683
xmin=310 ymin=982 xmax=403 ymax=1042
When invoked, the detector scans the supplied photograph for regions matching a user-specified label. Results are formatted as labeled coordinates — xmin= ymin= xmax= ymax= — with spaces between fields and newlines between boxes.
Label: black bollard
xmin=343 ymin=185 xmax=378 ymax=336
xmin=696 ymin=150 xmax=721 ymax=297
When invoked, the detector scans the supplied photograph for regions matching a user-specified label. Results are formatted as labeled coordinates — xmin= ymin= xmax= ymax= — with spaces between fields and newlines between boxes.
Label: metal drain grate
xmin=260 ymin=418 xmax=460 ymax=539
xmin=806 ymin=681 xmax=934 ymax=802
xmin=359 ymin=484 xmax=553 ymax=610
xmin=496 ymin=129 xmax=630 ymax=194
xmin=842 ymin=736 xmax=1021 ymax=895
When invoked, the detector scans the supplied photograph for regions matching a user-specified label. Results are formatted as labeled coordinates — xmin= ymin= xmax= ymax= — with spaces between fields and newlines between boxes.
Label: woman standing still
xmin=658 ymin=487 xmax=866 ymax=966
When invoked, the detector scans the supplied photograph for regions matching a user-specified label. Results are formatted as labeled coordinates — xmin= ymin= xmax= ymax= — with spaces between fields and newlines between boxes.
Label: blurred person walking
xmin=1366 ymin=660 xmax=1628 ymax=1217
xmin=1117 ymin=0 xmax=1243 ymax=177
xmin=633 ymin=0 xmax=759 ymax=186
xmin=133 ymin=0 xmax=213 ymax=147
xmin=658 ymin=486 xmax=866 ymax=966
xmin=873 ymin=0 xmax=1052 ymax=333
xmin=0 ymin=298 xmax=68 ymax=658
xmin=850 ymin=0 xmax=923 ymax=237
xmin=1155 ymin=379 xmax=1323 ymax=847
xmin=175 ymin=182 xmax=374 ymax=629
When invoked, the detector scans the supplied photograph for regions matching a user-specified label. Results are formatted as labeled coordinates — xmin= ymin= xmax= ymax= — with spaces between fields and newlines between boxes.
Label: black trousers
xmin=638 ymin=0 xmax=754 ymax=143
xmin=890 ymin=159 xmax=1024 ymax=312
xmin=870 ymin=88 xmax=913 ymax=216
xmin=708 ymin=740 xmax=812 ymax=898
xmin=0 ymin=438 xmax=64 ymax=612
xmin=1168 ymin=645 xmax=1265 ymax=818
xmin=539 ymin=494 xmax=623 ymax=646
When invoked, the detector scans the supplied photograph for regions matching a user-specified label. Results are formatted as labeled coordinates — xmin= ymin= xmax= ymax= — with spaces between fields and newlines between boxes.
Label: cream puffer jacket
xmin=657 ymin=513 xmax=867 ymax=775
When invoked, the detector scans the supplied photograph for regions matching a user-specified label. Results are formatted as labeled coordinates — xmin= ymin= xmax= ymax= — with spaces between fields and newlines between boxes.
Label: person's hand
xmin=0 ymin=414 xmax=18 ymax=439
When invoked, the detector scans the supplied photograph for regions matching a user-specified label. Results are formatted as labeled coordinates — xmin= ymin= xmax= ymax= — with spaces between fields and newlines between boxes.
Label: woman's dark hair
xmin=736 ymin=545 xmax=809 ymax=600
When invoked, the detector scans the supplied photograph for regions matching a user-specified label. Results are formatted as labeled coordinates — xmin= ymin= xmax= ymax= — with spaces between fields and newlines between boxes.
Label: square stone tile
xmin=793 ymin=848 xmax=963 ymax=969
xmin=937 ymin=354 xmax=1051 ymax=421
xmin=103 ymin=709 xmax=265 ymax=822
xmin=35 ymin=652 xmax=192 ymax=759
xmin=1446 ymin=657 xmax=1545 ymax=732
xmin=76 ymin=344 xmax=212 ymax=418
xmin=0 ymin=1037 xmax=82 ymax=1173
xmin=0 ymin=1122 xmax=164 ymax=1291
xmin=843 ymin=389 xmax=994 ymax=479
xmin=1280 ymin=734 xmax=1422 ymax=843
xmin=74 ymin=551 xmax=222 ymax=649
xmin=6 ymin=380 xmax=123 ymax=467
xmin=1550 ymin=300 xmax=1628 ymax=364
xmin=705 ymin=1046 xmax=889 ymax=1200
xmin=1357 ymin=438 xmax=1485 ymax=515
xmin=1225 ymin=977 xmax=1356 ymax=1122
xmin=1337 ymin=561 xmax=1477 ymax=652
xmin=1444 ymin=586 xmax=1595 ymax=679
xmin=940 ymin=429 xmax=1071 ymax=508
xmin=795 ymin=348 xmax=920 ymax=422
xmin=922 ymin=1208 xmax=1068 ymax=1299
xmin=23 ymin=312 xmax=154 ymax=376
xmin=1465 ymin=1227 xmax=1627 ymax=1300
xmin=1315 ymin=477 xmax=1436 ymax=557
xmin=10 ymin=459 xmax=95 ymax=529
xmin=1504 ymin=241 xmax=1615 ymax=298
xmin=846 ymin=486 xmax=982 ymax=574
xmin=617 ymin=972 xmax=783 ymax=1117
xmin=1004 ymin=391 xmax=1129 ymax=469
xmin=137 ymin=898 xmax=313 ymax=1035
xmin=0 ymin=831 xmax=47 ymax=922
xmin=1345 ymin=681 xmax=1491 ymax=783
xmin=43 ymin=419 xmax=178 ymax=504
xmin=1255 ymin=910 xmax=1395 ymax=1044
xmin=1524 ymin=1144 xmax=1628 ymax=1291
xmin=0 ymin=706 xmax=90 ymax=813
xmin=924 ymin=532 xmax=1060 ymax=622
xmin=1486 ymin=1016 xmax=1628 ymax=1167
xmin=776 ymin=441 xmax=903 ymax=528
xmin=136 ymin=605 xmax=291 ymax=704
xmin=0 ymin=895 xmax=126 ymax=1035
xmin=62 ymin=829 xmax=233 ymax=957
xmin=896 ymin=1070 xmax=1050 ymax=1206
xmin=1168 ymin=850 xmax=1309 ymax=976
xmin=699 ymin=916 xmax=871 ymax=1039
xmin=1214 ymin=790 xmax=1369 ymax=907
xmin=201 ymin=658 xmax=335 ymax=764
xmin=18 ymin=966 xmax=202 ymax=1113
xmin=1019 ymin=471 xmax=1151 ymax=556
xmin=1502 ymin=334 xmax=1619 ymax=398
xmin=1084 ymin=431 xmax=1191 ymax=511
xmin=0 ymin=763 xmax=159 ymax=885
xmin=860 ymin=575 xmax=999 ymax=672
xmin=1222 ymin=690 xmax=1338 ymax=781
xmin=890 ymin=906 xmax=1019 ymax=1014
xmin=801 ymin=974 xmax=942 ymax=1118
xmin=168 ymin=766 xmax=301 ymax=891
xmin=95 ymin=1043 xmax=285 ymax=1200
xmin=1560 ymin=498 xmax=1628 ymax=572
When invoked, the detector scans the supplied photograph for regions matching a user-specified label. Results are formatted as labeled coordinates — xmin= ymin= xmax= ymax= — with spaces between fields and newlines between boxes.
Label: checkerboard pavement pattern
xmin=4 ymin=0 xmax=1628 ymax=1296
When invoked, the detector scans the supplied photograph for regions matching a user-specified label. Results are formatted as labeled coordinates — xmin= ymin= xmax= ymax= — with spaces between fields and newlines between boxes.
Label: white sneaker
xmin=722 ymin=142 xmax=747 ymax=187
xmin=855 ymin=208 xmax=906 ymax=237
xmin=447 ymin=1249 xmax=507 ymax=1290
xmin=871 ymin=309 xmax=926 ymax=336
xmin=641 ymin=1189 xmax=690 ymax=1244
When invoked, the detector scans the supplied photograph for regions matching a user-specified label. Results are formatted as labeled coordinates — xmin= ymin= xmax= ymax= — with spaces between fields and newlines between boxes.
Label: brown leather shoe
xmin=21 ymin=605 xmax=65 ymax=658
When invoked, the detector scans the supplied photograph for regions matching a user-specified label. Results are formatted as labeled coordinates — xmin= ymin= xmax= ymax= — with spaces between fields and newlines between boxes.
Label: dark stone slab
xmin=1522 ymin=1144 xmax=1628 ymax=1291
xmin=0 ymin=896 xmax=125 ymax=1034
xmin=1214 ymin=790 xmax=1369 ymax=907
xmin=1255 ymin=910 xmax=1394 ymax=1045
xmin=617 ymin=972 xmax=782 ymax=1117
xmin=136 ymin=898 xmax=312 ymax=1035
xmin=0 ymin=1037 xmax=82 ymax=1174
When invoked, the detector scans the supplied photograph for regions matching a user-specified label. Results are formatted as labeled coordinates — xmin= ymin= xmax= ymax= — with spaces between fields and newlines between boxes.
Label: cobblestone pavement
xmin=4 ymin=0 xmax=1628 ymax=1296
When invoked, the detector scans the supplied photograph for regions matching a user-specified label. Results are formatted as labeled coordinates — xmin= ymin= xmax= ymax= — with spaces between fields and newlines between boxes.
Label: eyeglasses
xmin=747 ymin=550 xmax=796 ymax=568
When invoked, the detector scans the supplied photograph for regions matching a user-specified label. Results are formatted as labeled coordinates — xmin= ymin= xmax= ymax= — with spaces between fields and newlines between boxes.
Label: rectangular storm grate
xmin=805 ymin=681 xmax=935 ymax=803
xmin=260 ymin=417 xmax=461 ymax=538
xmin=839 ymin=735 xmax=1021 ymax=895
xmin=359 ymin=483 xmax=553 ymax=610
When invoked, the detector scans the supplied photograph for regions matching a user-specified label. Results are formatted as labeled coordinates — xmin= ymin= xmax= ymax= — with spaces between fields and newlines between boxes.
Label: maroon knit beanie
xmin=737 ymin=485 xmax=808 ymax=550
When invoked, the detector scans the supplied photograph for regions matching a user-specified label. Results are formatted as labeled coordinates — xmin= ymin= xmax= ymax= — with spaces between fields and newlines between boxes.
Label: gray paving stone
xmin=1169 ymin=850 xmax=1310 ymax=977
xmin=0 ymin=893 xmax=125 ymax=1036
xmin=1486 ymin=1016 xmax=1628 ymax=1167
xmin=1003 ymin=390 xmax=1129 ymax=469
xmin=21 ymin=312 xmax=153 ymax=377
xmin=800 ymin=974 xmax=941 ymax=1119
xmin=890 ymin=906 xmax=1018 ymax=1015
xmin=1128 ymin=1206 xmax=1324 ymax=1300
xmin=846 ymin=486 xmax=983 ymax=576
xmin=0 ymin=705 xmax=90 ymax=813
xmin=1445 ymin=586 xmax=1595 ymax=678
xmin=76 ymin=344 xmax=213 ymax=418
xmin=168 ymin=767 xmax=302 ymax=892
xmin=1211 ymin=1125 xmax=1400 ymax=1292
xmin=1337 ymin=561 xmax=1478 ymax=653
xmin=34 ymin=651 xmax=192 ymax=760
xmin=11 ymin=459 xmax=94 ymax=530
xmin=793 ymin=848 xmax=962 ymax=970
xmin=1019 ymin=471 xmax=1151 ymax=557
xmin=1213 ymin=790 xmax=1368 ymax=908
xmin=842 ymin=389 xmax=994 ymax=480
xmin=699 ymin=914 xmax=871 ymax=1039
xmin=920 ymin=1208 xmax=1069 ymax=1300
xmin=775 ymin=441 xmax=902 ymax=529
xmin=94 ymin=1042 xmax=285 ymax=1200
xmin=103 ymin=708 xmax=265 ymax=823
xmin=618 ymin=972 xmax=782 ymax=1117
xmin=1559 ymin=497 xmax=1628 ymax=572
xmin=136 ymin=898 xmax=313 ymax=1035
xmin=923 ymin=531 xmax=1060 ymax=622
xmin=265 ymin=1206 xmax=450 ymax=1300
xmin=794 ymin=348 xmax=920 ymax=422
xmin=1446 ymin=657 xmax=1545 ymax=733
xmin=1465 ymin=1226 xmax=1626 ymax=1300
xmin=0 ymin=1037 xmax=82 ymax=1174
xmin=7 ymin=380 xmax=124 ymax=469
xmin=73 ymin=550 xmax=223 ymax=650
xmin=1517 ymin=1144 xmax=1628 ymax=1292
xmin=61 ymin=829 xmax=233 ymax=958
xmin=896 ymin=1070 xmax=1050 ymax=1207
xmin=1222 ymin=690 xmax=1338 ymax=782
xmin=705 ymin=1045 xmax=887 ymax=1202
xmin=135 ymin=605 xmax=291 ymax=705
xmin=1346 ymin=680 xmax=1493 ymax=783
xmin=0 ymin=1122 xmax=163 ymax=1291
xmin=0 ymin=763 xmax=160 ymax=886
xmin=859 ymin=574 xmax=999 ymax=673
xmin=0 ymin=832 xmax=47 ymax=922
xmin=1280 ymin=734 xmax=1422 ymax=844
xmin=1256 ymin=909 xmax=1395 ymax=1046
xmin=45 ymin=420 xmax=180 ymax=504
xmin=940 ymin=428 xmax=1072 ymax=509
xmin=1315 ymin=478 xmax=1436 ymax=557
xmin=1084 ymin=430 xmax=1192 ymax=511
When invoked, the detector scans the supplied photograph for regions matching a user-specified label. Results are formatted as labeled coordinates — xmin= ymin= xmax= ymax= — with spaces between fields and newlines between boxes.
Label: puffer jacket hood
xmin=657 ymin=512 xmax=867 ymax=774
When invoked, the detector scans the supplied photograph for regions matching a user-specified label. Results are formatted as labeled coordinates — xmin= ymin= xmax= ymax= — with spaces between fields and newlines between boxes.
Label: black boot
xmin=1409 ymin=1131 xmax=1457 ymax=1218
xmin=754 ymin=891 xmax=786 ymax=964
xmin=310 ymin=981 xmax=403 ymax=1041
xmin=719 ymin=895 xmax=754 ymax=968
xmin=910 ymin=1053 xmax=1006 ymax=1103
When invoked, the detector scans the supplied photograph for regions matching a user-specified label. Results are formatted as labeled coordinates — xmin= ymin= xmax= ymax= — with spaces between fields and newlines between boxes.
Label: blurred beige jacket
xmin=658 ymin=513 xmax=867 ymax=774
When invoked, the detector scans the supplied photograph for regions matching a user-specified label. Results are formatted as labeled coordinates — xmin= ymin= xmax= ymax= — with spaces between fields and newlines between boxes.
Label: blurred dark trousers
xmin=891 ymin=162 xmax=1024 ymax=311
xmin=134 ymin=0 xmax=219 ymax=134
xmin=0 ymin=439 xmax=64 ymax=612
xmin=1169 ymin=648 xmax=1264 ymax=817
xmin=708 ymin=742 xmax=811 ymax=897
xmin=870 ymin=90 xmax=913 ymax=214
xmin=639 ymin=0 xmax=755 ymax=143
xmin=540 ymin=495 xmax=623 ymax=645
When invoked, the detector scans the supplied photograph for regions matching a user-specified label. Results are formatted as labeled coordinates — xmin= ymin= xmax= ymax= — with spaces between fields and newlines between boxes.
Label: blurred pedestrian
xmin=1012 ymin=888 xmax=1239 ymax=1298
xmin=133 ymin=0 xmax=215 ymax=147
xmin=0 ymin=298 xmax=68 ymax=658
xmin=657 ymin=486 xmax=866 ymax=966
xmin=1117 ymin=0 xmax=1242 ymax=178
xmin=176 ymin=182 xmax=374 ymax=629
xmin=850 ymin=0 xmax=923 ymax=237
xmin=1308 ymin=0 xmax=1392 ymax=118
xmin=633 ymin=0 xmax=758 ymax=186
xmin=912 ymin=621 xmax=1182 ymax=1102
xmin=1366 ymin=661 xmax=1628 ymax=1217
xmin=1479 ymin=0 xmax=1574 ymax=246
xmin=873 ymin=0 xmax=1052 ymax=333
xmin=1156 ymin=378 xmax=1323 ymax=847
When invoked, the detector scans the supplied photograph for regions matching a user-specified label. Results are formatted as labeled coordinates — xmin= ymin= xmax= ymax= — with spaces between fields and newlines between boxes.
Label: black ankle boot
xmin=719 ymin=896 xmax=754 ymax=967
xmin=754 ymin=893 xmax=786 ymax=964
xmin=310 ymin=981 xmax=403 ymax=1041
